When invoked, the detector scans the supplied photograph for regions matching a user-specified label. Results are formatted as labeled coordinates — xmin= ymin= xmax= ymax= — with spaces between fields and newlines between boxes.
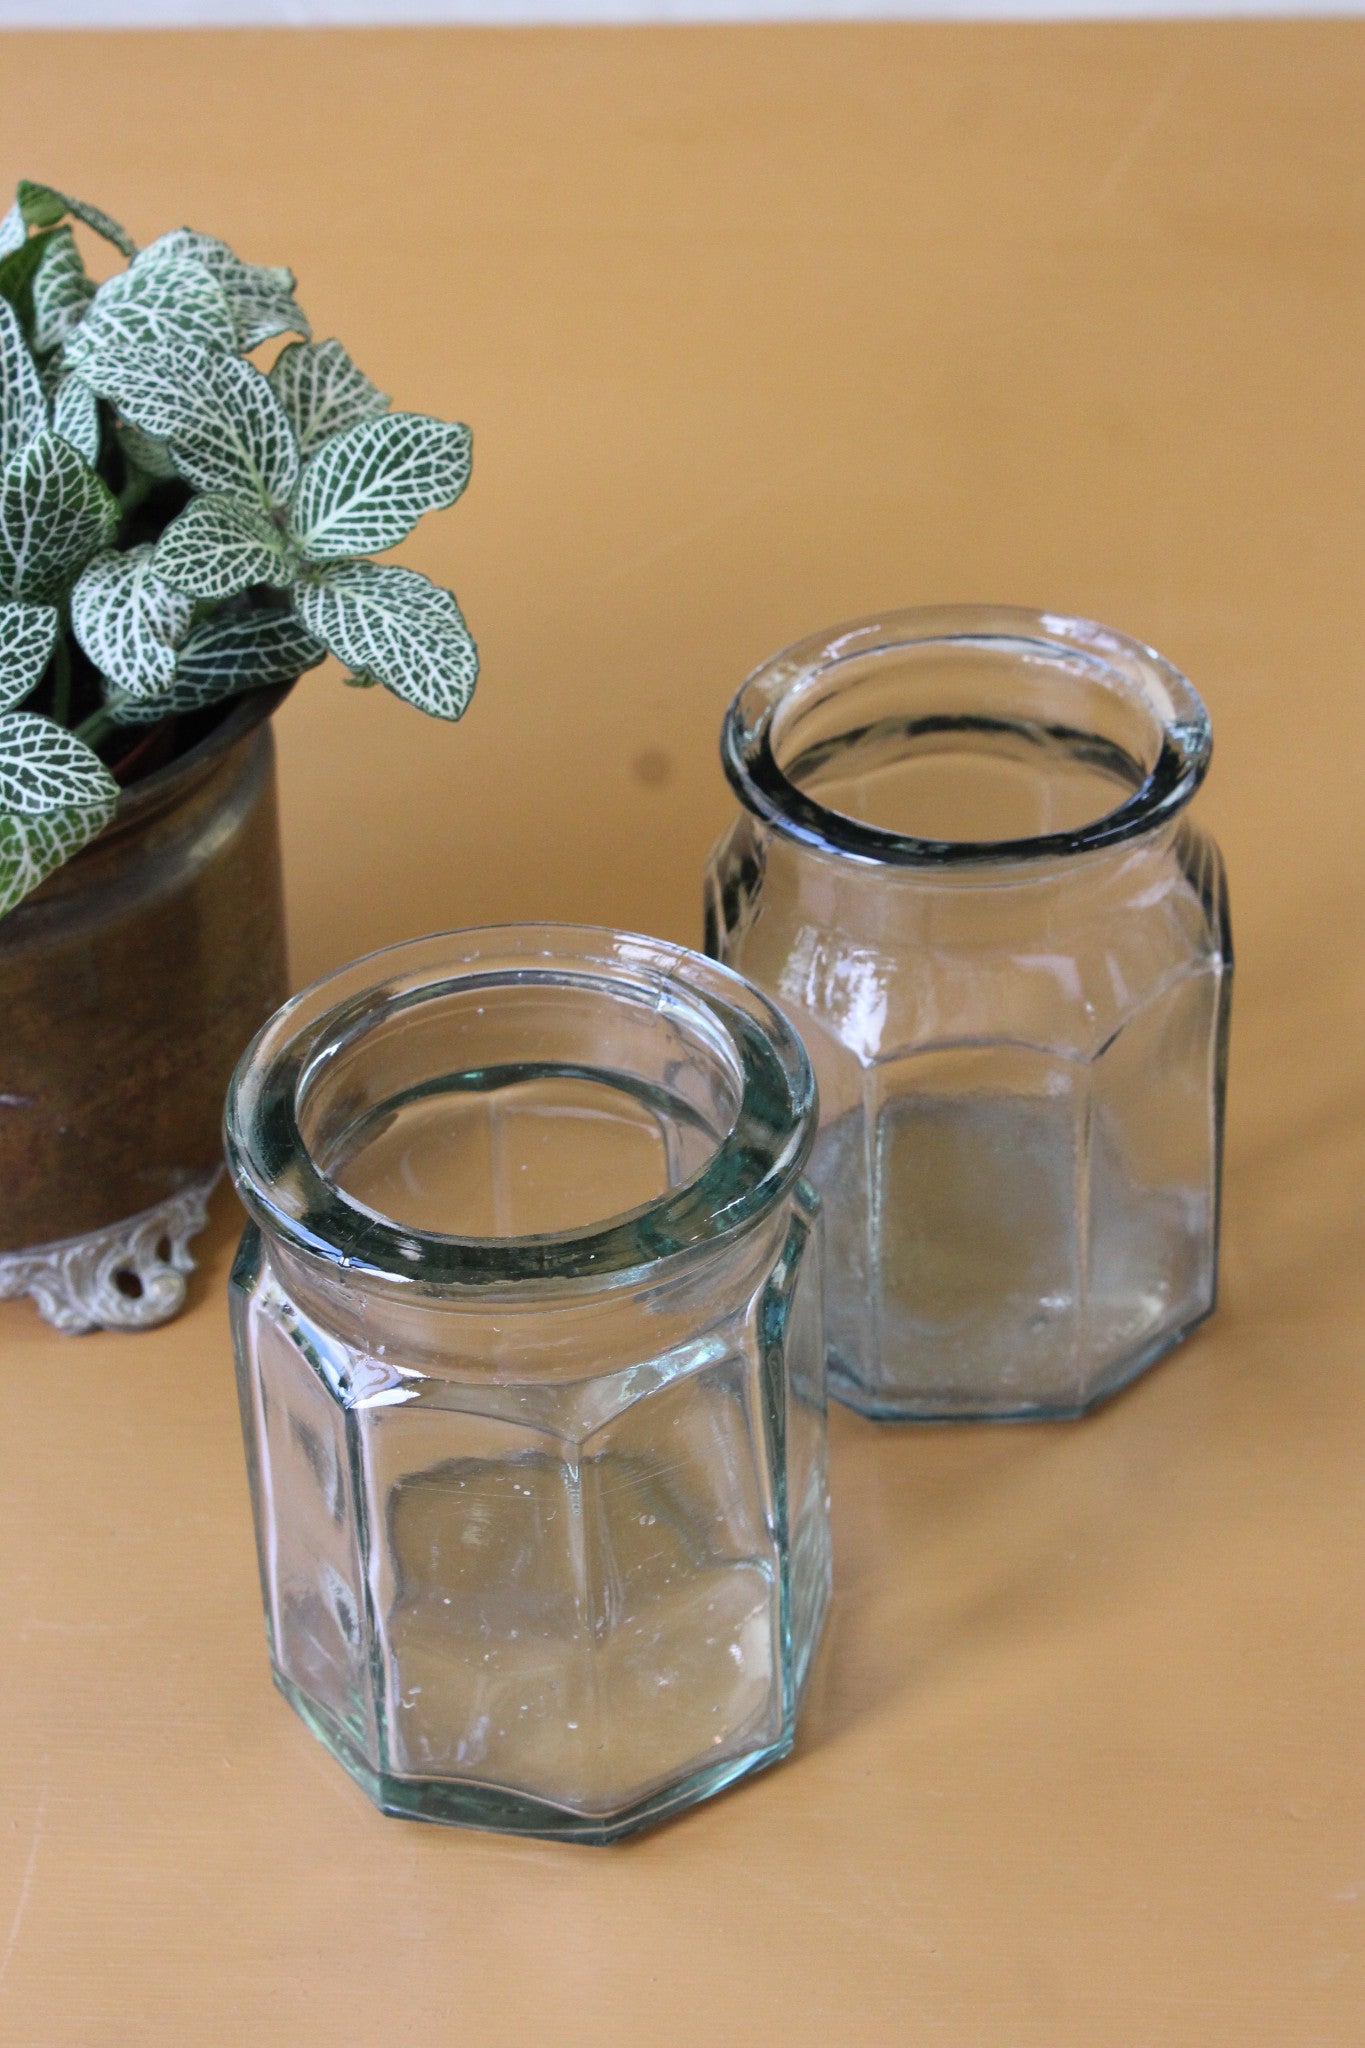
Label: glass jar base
xmin=274 ymin=1670 xmax=801 ymax=1844
xmin=827 ymin=1298 xmax=1216 ymax=1423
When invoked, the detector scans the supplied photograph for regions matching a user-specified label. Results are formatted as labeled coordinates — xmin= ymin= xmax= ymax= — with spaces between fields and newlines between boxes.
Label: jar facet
xmin=225 ymin=927 xmax=829 ymax=1839
xmin=706 ymin=608 xmax=1232 ymax=1421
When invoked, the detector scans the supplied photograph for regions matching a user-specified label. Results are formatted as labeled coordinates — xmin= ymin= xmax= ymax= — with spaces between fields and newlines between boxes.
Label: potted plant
xmin=0 ymin=179 xmax=477 ymax=1333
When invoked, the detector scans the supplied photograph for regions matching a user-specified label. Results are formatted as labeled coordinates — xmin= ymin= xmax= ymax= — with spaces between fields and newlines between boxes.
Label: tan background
xmin=2 ymin=21 xmax=1363 ymax=2045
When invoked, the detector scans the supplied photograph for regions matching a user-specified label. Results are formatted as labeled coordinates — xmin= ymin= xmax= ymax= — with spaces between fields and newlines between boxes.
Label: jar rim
xmin=224 ymin=923 xmax=816 ymax=1295
xmin=721 ymin=605 xmax=1213 ymax=868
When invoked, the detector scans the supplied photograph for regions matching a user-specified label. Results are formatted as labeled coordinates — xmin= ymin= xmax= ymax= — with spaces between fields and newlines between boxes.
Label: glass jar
xmin=705 ymin=607 xmax=1232 ymax=1421
xmin=225 ymin=925 xmax=829 ymax=1842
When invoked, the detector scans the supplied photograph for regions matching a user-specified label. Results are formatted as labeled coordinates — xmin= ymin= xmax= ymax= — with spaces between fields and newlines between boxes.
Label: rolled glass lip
xmin=721 ymin=604 xmax=1214 ymax=868
xmin=224 ymin=923 xmax=816 ymax=1295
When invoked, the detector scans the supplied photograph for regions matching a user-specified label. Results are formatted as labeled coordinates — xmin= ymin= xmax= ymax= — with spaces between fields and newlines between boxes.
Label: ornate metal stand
xmin=0 ymin=1169 xmax=221 ymax=1334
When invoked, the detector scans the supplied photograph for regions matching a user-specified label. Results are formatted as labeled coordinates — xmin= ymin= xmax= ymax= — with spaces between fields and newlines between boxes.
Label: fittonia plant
xmin=0 ymin=179 xmax=477 ymax=918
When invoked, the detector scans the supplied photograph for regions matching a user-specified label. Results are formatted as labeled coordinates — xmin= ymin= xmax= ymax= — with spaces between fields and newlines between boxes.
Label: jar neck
xmin=249 ymin=1200 xmax=799 ymax=1372
xmin=723 ymin=606 xmax=1212 ymax=873
xmin=744 ymin=806 xmax=1196 ymax=896
xmin=225 ymin=925 xmax=815 ymax=1300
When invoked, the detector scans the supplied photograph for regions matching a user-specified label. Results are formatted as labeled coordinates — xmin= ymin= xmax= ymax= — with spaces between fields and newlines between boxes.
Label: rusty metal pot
xmin=0 ymin=688 xmax=289 ymax=1331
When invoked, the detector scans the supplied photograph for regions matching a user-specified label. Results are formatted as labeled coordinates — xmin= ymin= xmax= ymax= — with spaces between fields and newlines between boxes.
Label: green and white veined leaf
xmin=0 ymin=201 xmax=24 ymax=262
xmin=134 ymin=228 xmax=309 ymax=351
xmin=0 ymin=707 xmax=119 ymax=814
xmin=0 ymin=597 xmax=59 ymax=710
xmin=0 ymin=231 xmax=53 ymax=344
xmin=175 ymin=606 xmax=325 ymax=696
xmin=63 ymin=257 xmax=236 ymax=371
xmin=30 ymin=227 xmax=95 ymax=355
xmin=0 ymin=707 xmax=119 ymax=916
xmin=288 ymin=413 xmax=472 ymax=563
xmin=269 ymin=339 xmax=389 ymax=459
xmin=0 ymin=795 xmax=117 ymax=917
xmin=101 ymin=688 xmax=175 ymax=728
xmin=295 ymin=561 xmax=477 ymax=720
xmin=15 ymin=183 xmax=137 ymax=260
xmin=0 ymin=430 xmax=118 ymax=603
xmin=50 ymin=374 xmax=100 ymax=466
xmin=105 ymin=608 xmax=326 ymax=724
xmin=76 ymin=342 xmax=200 ymax=441
xmin=0 ymin=296 xmax=47 ymax=470
xmin=153 ymin=493 xmax=294 ymax=602
xmin=70 ymin=545 xmax=195 ymax=699
xmin=77 ymin=340 xmax=299 ymax=507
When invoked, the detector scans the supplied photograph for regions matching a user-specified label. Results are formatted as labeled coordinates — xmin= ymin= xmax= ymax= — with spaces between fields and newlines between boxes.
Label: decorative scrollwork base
xmin=0 ymin=1170 xmax=221 ymax=1334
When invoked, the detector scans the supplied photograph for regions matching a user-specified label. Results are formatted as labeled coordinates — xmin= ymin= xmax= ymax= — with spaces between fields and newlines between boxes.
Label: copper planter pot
xmin=0 ymin=690 xmax=289 ymax=1331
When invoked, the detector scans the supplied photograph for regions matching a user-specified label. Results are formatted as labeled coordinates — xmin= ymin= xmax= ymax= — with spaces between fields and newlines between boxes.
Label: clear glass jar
xmin=225 ymin=925 xmax=829 ymax=1842
xmin=706 ymin=607 xmax=1232 ymax=1421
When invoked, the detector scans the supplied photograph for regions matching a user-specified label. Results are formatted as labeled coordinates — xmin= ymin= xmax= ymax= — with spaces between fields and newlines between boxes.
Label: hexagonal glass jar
xmin=225 ymin=926 xmax=829 ymax=1842
xmin=706 ymin=608 xmax=1233 ymax=1421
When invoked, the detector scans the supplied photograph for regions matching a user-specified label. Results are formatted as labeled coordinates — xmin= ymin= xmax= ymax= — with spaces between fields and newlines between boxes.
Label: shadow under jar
xmin=225 ymin=925 xmax=830 ymax=1842
xmin=706 ymin=607 xmax=1233 ymax=1422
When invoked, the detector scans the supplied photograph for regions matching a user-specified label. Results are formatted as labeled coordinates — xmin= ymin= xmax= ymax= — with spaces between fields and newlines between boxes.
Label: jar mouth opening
xmin=224 ymin=925 xmax=816 ymax=1293
xmin=722 ymin=607 xmax=1212 ymax=868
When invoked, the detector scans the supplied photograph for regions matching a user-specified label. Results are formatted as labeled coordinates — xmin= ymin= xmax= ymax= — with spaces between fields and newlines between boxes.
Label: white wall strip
xmin=2 ymin=0 xmax=1362 ymax=22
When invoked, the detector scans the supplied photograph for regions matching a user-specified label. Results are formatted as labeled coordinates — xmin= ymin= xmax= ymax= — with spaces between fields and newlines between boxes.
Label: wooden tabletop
xmin=3 ymin=20 xmax=1363 ymax=2045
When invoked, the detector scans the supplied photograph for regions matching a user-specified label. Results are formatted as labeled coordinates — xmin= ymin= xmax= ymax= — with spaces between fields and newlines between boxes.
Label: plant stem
xmin=118 ymin=472 xmax=156 ymax=520
xmin=50 ymin=635 xmax=72 ymax=728
xmin=74 ymin=705 xmax=116 ymax=750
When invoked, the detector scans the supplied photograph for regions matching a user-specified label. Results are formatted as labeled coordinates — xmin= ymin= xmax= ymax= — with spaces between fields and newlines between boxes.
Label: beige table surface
xmin=2 ymin=21 xmax=1363 ymax=2045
